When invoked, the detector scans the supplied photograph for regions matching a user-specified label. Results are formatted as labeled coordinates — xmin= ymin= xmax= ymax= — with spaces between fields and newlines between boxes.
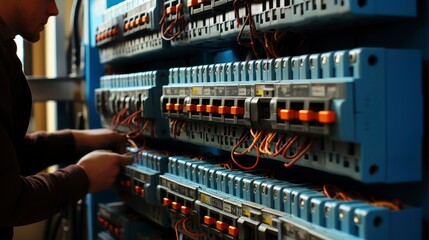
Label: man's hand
xmin=77 ymin=150 xmax=134 ymax=193
xmin=71 ymin=129 xmax=127 ymax=154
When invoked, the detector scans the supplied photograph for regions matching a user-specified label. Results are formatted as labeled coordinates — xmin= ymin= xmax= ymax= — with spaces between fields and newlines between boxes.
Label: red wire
xmin=174 ymin=218 xmax=184 ymax=240
xmin=181 ymin=217 xmax=207 ymax=237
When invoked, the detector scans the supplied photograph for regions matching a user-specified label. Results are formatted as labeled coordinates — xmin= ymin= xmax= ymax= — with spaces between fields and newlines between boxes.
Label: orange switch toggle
xmin=318 ymin=110 xmax=336 ymax=124
xmin=218 ymin=106 xmax=230 ymax=114
xmin=166 ymin=6 xmax=177 ymax=15
xmin=206 ymin=105 xmax=218 ymax=113
xmin=204 ymin=216 xmax=216 ymax=225
xmin=299 ymin=110 xmax=317 ymax=122
xmin=186 ymin=104 xmax=196 ymax=112
xmin=174 ymin=103 xmax=183 ymax=111
xmin=216 ymin=221 xmax=229 ymax=231
xmin=140 ymin=188 xmax=145 ymax=197
xmin=187 ymin=0 xmax=199 ymax=7
xmin=196 ymin=104 xmax=206 ymax=112
xmin=181 ymin=206 xmax=191 ymax=215
xmin=280 ymin=109 xmax=298 ymax=121
xmin=141 ymin=15 xmax=150 ymax=24
xmin=172 ymin=201 xmax=182 ymax=210
xmin=126 ymin=180 xmax=131 ymax=187
xmin=230 ymin=106 xmax=245 ymax=115
xmin=166 ymin=103 xmax=174 ymax=110
xmin=134 ymin=18 xmax=141 ymax=26
xmin=163 ymin=197 xmax=172 ymax=206
xmin=228 ymin=226 xmax=239 ymax=236
xmin=114 ymin=227 xmax=119 ymax=236
xmin=134 ymin=185 xmax=141 ymax=193
xmin=112 ymin=27 xmax=118 ymax=35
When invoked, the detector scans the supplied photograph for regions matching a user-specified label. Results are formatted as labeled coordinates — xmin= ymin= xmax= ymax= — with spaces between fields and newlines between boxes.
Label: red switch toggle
xmin=206 ymin=105 xmax=218 ymax=113
xmin=196 ymin=104 xmax=206 ymax=112
xmin=216 ymin=221 xmax=229 ymax=231
xmin=218 ymin=106 xmax=230 ymax=114
xmin=204 ymin=216 xmax=216 ymax=225
xmin=172 ymin=202 xmax=182 ymax=210
xmin=166 ymin=103 xmax=174 ymax=110
xmin=186 ymin=104 xmax=196 ymax=112
xmin=228 ymin=226 xmax=239 ymax=236
xmin=163 ymin=197 xmax=172 ymax=206
xmin=181 ymin=206 xmax=191 ymax=215
xmin=230 ymin=106 xmax=245 ymax=115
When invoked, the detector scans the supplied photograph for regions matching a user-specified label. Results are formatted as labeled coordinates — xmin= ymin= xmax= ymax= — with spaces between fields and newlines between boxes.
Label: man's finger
xmin=117 ymin=155 xmax=134 ymax=165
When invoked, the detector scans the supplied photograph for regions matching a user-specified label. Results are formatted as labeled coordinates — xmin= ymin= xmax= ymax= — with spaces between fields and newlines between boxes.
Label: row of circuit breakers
xmin=94 ymin=0 xmax=416 ymax=63
xmin=96 ymin=149 xmax=421 ymax=240
xmin=95 ymin=47 xmax=423 ymax=239
xmin=95 ymin=47 xmax=423 ymax=184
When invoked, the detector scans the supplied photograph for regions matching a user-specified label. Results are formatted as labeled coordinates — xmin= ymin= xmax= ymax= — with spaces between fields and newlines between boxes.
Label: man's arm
xmin=0 ymin=123 xmax=89 ymax=226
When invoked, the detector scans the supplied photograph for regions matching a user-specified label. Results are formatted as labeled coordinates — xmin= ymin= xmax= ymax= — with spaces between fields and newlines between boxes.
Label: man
xmin=0 ymin=0 xmax=133 ymax=239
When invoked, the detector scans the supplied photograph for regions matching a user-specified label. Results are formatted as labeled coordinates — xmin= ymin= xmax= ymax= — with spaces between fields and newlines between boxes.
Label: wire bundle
xmin=231 ymin=128 xmax=313 ymax=170
xmin=322 ymin=184 xmax=403 ymax=211
xmin=170 ymin=119 xmax=186 ymax=139
xmin=234 ymin=0 xmax=270 ymax=59
xmin=111 ymin=107 xmax=155 ymax=139
xmin=159 ymin=3 xmax=188 ymax=41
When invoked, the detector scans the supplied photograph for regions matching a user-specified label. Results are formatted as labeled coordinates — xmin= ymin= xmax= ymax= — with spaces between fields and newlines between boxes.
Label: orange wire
xmin=322 ymin=184 xmax=403 ymax=210
xmin=171 ymin=119 xmax=179 ymax=139
xmin=283 ymin=137 xmax=312 ymax=168
xmin=230 ymin=129 xmax=260 ymax=170
xmin=259 ymin=132 xmax=278 ymax=156
xmin=111 ymin=107 xmax=128 ymax=129
xmin=127 ymin=118 xmax=152 ymax=139
xmin=234 ymin=129 xmax=263 ymax=156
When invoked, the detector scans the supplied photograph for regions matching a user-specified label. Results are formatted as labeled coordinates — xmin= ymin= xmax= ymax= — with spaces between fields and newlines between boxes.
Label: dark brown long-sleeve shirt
xmin=0 ymin=18 xmax=89 ymax=239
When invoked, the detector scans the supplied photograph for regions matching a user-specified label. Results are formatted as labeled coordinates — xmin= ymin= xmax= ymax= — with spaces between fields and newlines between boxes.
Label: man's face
xmin=12 ymin=0 xmax=59 ymax=42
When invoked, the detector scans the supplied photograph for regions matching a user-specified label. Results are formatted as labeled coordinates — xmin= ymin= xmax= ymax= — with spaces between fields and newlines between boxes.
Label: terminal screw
xmin=324 ymin=207 xmax=330 ymax=216
xmin=339 ymin=210 xmax=344 ymax=219
xmin=354 ymin=214 xmax=361 ymax=224
xmin=335 ymin=54 xmax=341 ymax=64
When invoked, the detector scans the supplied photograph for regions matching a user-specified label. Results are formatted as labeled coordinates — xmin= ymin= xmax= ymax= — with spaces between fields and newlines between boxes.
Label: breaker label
xmin=203 ymin=87 xmax=212 ymax=96
xmin=225 ymin=86 xmax=238 ymax=96
xmin=238 ymin=86 xmax=253 ymax=96
xmin=311 ymin=85 xmax=326 ymax=97
xmin=192 ymin=87 xmax=203 ymax=96
xmin=199 ymin=193 xmax=211 ymax=205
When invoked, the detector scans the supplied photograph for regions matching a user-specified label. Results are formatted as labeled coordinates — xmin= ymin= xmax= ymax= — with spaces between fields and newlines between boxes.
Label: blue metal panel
xmin=84 ymin=0 xmax=105 ymax=129
xmin=85 ymin=0 xmax=428 ymax=238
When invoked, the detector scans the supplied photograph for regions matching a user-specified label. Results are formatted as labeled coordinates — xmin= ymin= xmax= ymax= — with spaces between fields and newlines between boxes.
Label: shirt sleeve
xmin=18 ymin=130 xmax=81 ymax=176
xmin=0 ymin=123 xmax=89 ymax=226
